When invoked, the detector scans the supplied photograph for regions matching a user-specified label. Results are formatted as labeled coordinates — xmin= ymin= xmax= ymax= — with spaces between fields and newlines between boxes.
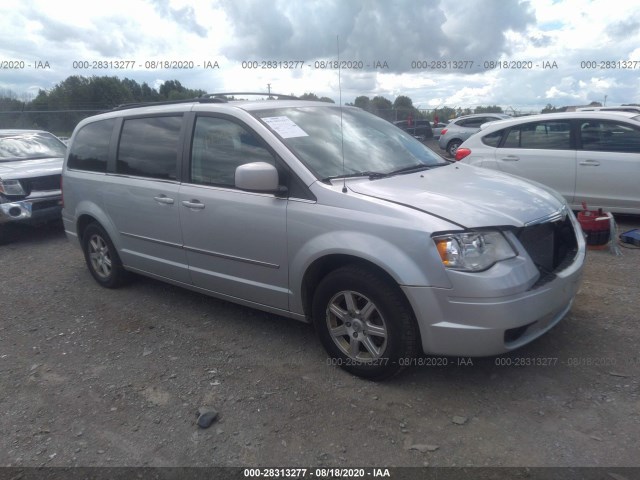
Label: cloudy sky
xmin=1 ymin=0 xmax=639 ymax=112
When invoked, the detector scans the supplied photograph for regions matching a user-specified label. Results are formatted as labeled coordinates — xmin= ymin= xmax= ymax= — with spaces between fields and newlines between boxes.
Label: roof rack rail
xmin=111 ymin=97 xmax=226 ymax=111
xmin=110 ymin=92 xmax=299 ymax=111
xmin=200 ymin=92 xmax=299 ymax=100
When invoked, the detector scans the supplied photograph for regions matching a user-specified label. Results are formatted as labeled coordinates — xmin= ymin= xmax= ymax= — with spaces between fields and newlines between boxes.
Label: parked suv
xmin=393 ymin=119 xmax=433 ymax=141
xmin=62 ymin=95 xmax=585 ymax=379
xmin=438 ymin=113 xmax=511 ymax=156
xmin=0 ymin=129 xmax=66 ymax=224
xmin=455 ymin=111 xmax=640 ymax=214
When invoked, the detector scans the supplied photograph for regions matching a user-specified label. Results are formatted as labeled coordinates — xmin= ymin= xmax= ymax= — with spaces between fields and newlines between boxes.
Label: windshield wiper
xmin=385 ymin=164 xmax=440 ymax=176
xmin=322 ymin=171 xmax=389 ymax=182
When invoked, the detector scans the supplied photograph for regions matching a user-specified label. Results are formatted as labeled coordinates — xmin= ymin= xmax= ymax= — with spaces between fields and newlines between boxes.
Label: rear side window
xmin=481 ymin=130 xmax=504 ymax=147
xmin=458 ymin=118 xmax=486 ymax=128
xmin=190 ymin=116 xmax=275 ymax=188
xmin=117 ymin=116 xmax=182 ymax=180
xmin=500 ymin=121 xmax=571 ymax=150
xmin=67 ymin=119 xmax=115 ymax=172
xmin=579 ymin=120 xmax=640 ymax=153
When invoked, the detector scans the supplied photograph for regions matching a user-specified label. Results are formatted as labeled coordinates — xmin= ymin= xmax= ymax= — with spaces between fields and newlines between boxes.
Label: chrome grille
xmin=20 ymin=174 xmax=61 ymax=195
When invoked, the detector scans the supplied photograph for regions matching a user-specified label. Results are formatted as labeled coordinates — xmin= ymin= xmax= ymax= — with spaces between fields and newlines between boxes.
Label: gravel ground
xmin=0 ymin=209 xmax=639 ymax=469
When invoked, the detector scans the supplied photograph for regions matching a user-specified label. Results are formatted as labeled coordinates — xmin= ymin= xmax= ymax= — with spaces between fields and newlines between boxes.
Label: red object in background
xmin=407 ymin=114 xmax=413 ymax=127
xmin=455 ymin=148 xmax=471 ymax=161
xmin=577 ymin=206 xmax=610 ymax=247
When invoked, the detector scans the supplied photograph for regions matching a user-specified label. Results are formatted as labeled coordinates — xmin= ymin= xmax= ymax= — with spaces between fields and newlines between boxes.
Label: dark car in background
xmin=393 ymin=119 xmax=433 ymax=141
xmin=0 ymin=129 xmax=66 ymax=225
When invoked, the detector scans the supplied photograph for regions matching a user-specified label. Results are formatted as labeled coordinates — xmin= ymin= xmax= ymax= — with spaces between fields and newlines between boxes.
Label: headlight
xmin=433 ymin=231 xmax=516 ymax=272
xmin=0 ymin=179 xmax=26 ymax=196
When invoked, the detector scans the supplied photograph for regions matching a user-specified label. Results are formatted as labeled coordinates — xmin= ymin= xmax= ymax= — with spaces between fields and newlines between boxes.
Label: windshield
xmin=0 ymin=132 xmax=67 ymax=162
xmin=253 ymin=106 xmax=447 ymax=180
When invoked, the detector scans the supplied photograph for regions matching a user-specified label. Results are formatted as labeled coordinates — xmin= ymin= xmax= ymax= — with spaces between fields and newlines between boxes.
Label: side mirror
xmin=235 ymin=162 xmax=280 ymax=192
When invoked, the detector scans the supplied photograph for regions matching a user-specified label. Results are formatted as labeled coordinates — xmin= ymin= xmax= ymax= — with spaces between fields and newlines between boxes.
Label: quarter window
xmin=500 ymin=121 xmax=571 ymax=150
xmin=67 ymin=119 xmax=115 ymax=172
xmin=458 ymin=118 xmax=486 ymax=128
xmin=481 ymin=130 xmax=504 ymax=147
xmin=190 ymin=117 xmax=275 ymax=187
xmin=117 ymin=116 xmax=182 ymax=180
xmin=579 ymin=120 xmax=640 ymax=153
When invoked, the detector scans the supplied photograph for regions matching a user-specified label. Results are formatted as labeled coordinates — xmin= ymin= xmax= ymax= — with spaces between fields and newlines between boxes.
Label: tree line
xmin=0 ymin=76 xmax=206 ymax=133
xmin=2 ymin=74 xmax=610 ymax=135
xmin=347 ymin=95 xmax=503 ymax=122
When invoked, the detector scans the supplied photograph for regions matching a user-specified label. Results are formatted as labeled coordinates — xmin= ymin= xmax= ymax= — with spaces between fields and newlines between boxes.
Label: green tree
xmin=371 ymin=96 xmax=393 ymax=120
xmin=353 ymin=95 xmax=371 ymax=111
xmin=393 ymin=95 xmax=416 ymax=121
xmin=432 ymin=106 xmax=457 ymax=122
xmin=0 ymin=91 xmax=28 ymax=128
xmin=393 ymin=95 xmax=413 ymax=110
xmin=299 ymin=93 xmax=335 ymax=103
xmin=474 ymin=105 xmax=503 ymax=114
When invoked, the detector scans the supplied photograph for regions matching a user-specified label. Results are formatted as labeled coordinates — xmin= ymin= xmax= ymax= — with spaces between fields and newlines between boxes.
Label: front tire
xmin=312 ymin=265 xmax=420 ymax=380
xmin=82 ymin=223 xmax=128 ymax=288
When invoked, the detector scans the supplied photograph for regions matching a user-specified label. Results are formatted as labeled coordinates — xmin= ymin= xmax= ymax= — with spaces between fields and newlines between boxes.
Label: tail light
xmin=440 ymin=128 xmax=448 ymax=136
xmin=455 ymin=148 xmax=471 ymax=161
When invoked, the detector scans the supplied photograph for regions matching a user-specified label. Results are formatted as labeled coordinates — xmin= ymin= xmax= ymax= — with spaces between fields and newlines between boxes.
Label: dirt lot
xmin=0 ymin=212 xmax=639 ymax=470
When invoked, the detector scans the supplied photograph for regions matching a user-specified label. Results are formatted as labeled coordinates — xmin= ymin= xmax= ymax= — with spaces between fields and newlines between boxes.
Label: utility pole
xmin=267 ymin=83 xmax=272 ymax=99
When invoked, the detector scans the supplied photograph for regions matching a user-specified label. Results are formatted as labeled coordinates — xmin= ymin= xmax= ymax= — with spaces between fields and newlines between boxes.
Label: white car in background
xmin=576 ymin=106 xmax=640 ymax=114
xmin=455 ymin=111 xmax=640 ymax=214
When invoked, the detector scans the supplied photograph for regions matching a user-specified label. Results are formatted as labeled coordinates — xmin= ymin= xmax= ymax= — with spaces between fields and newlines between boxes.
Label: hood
xmin=347 ymin=163 xmax=566 ymax=228
xmin=0 ymin=157 xmax=63 ymax=180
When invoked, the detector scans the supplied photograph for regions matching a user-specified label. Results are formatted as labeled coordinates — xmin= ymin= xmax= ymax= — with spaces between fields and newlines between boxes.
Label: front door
xmin=179 ymin=115 xmax=289 ymax=310
xmin=496 ymin=119 xmax=576 ymax=204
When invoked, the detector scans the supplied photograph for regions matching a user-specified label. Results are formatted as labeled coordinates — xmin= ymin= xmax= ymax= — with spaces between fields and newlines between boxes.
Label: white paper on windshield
xmin=262 ymin=116 xmax=309 ymax=138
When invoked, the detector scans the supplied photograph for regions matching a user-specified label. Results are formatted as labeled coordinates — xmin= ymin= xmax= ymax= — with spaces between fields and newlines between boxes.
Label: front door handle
xmin=181 ymin=200 xmax=205 ymax=210
xmin=153 ymin=195 xmax=174 ymax=205
xmin=500 ymin=155 xmax=520 ymax=161
xmin=579 ymin=160 xmax=600 ymax=166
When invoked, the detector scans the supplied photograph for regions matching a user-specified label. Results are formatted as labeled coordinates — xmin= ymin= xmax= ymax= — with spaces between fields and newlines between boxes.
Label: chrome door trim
xmin=183 ymin=245 xmax=280 ymax=269
xmin=120 ymin=231 xmax=183 ymax=249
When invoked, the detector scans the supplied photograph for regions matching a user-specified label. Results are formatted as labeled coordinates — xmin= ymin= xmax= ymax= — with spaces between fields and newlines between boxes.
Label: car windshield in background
xmin=0 ymin=132 xmax=67 ymax=162
xmin=253 ymin=106 xmax=447 ymax=180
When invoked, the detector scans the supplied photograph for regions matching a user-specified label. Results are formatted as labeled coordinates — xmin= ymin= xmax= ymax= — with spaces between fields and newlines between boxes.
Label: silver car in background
xmin=0 ymin=129 xmax=66 ymax=225
xmin=438 ymin=113 xmax=511 ymax=156
xmin=62 ymin=97 xmax=585 ymax=379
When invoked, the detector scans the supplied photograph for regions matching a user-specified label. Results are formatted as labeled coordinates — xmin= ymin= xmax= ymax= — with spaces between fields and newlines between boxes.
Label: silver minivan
xmin=62 ymin=97 xmax=585 ymax=379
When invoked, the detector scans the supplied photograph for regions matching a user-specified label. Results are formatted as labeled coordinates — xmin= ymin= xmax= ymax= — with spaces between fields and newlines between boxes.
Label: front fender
xmin=288 ymin=230 xmax=452 ymax=315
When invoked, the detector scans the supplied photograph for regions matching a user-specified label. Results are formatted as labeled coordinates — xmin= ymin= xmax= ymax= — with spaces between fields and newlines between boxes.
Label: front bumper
xmin=403 ymin=246 xmax=586 ymax=357
xmin=0 ymin=191 xmax=63 ymax=225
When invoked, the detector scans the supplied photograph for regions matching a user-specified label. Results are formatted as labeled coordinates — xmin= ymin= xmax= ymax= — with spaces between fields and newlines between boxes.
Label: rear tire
xmin=82 ymin=223 xmax=128 ymax=288
xmin=447 ymin=139 xmax=462 ymax=157
xmin=312 ymin=265 xmax=420 ymax=380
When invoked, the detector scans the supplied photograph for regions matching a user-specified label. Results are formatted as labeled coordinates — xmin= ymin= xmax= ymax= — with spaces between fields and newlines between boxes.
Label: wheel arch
xmin=73 ymin=201 xmax=120 ymax=249
xmin=300 ymin=254 xmax=411 ymax=320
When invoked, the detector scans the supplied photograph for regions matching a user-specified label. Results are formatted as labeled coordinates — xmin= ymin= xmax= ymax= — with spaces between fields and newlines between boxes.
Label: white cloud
xmin=0 ymin=0 xmax=639 ymax=109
